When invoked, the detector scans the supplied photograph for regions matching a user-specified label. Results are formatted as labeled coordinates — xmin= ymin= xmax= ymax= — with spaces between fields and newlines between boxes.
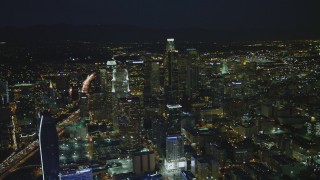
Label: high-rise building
xmin=165 ymin=135 xmax=186 ymax=170
xmin=111 ymin=68 xmax=130 ymax=132
xmin=221 ymin=61 xmax=229 ymax=75
xmin=39 ymin=111 xmax=60 ymax=180
xmin=106 ymin=61 xmax=117 ymax=120
xmin=211 ymin=76 xmax=224 ymax=108
xmin=166 ymin=50 xmax=179 ymax=89
xmin=166 ymin=104 xmax=182 ymax=134
xmin=153 ymin=115 xmax=167 ymax=156
xmin=166 ymin=38 xmax=175 ymax=52
xmin=126 ymin=60 xmax=145 ymax=94
xmin=166 ymin=136 xmax=184 ymax=161
xmin=146 ymin=61 xmax=161 ymax=94
xmin=116 ymin=96 xmax=143 ymax=134
xmin=59 ymin=168 xmax=93 ymax=180
xmin=106 ymin=61 xmax=117 ymax=90
xmin=112 ymin=68 xmax=130 ymax=97
xmin=12 ymin=83 xmax=37 ymax=140
xmin=79 ymin=93 xmax=89 ymax=118
xmin=164 ymin=38 xmax=180 ymax=104
xmin=0 ymin=106 xmax=13 ymax=150
xmin=186 ymin=64 xmax=200 ymax=98
xmin=186 ymin=50 xmax=200 ymax=97
xmin=34 ymin=81 xmax=57 ymax=115
xmin=99 ymin=69 xmax=108 ymax=93
xmin=71 ymin=85 xmax=79 ymax=102
xmin=0 ymin=81 xmax=9 ymax=105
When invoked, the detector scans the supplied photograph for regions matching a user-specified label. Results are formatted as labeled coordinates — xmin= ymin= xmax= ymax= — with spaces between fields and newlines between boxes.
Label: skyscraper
xmin=99 ymin=69 xmax=108 ymax=93
xmin=164 ymin=38 xmax=180 ymax=104
xmin=112 ymin=68 xmax=130 ymax=96
xmin=166 ymin=104 xmax=183 ymax=134
xmin=165 ymin=135 xmax=186 ymax=170
xmin=221 ymin=61 xmax=229 ymax=75
xmin=185 ymin=50 xmax=200 ymax=97
xmin=106 ymin=61 xmax=117 ymax=121
xmin=126 ymin=60 xmax=145 ymax=94
xmin=164 ymin=39 xmax=175 ymax=88
xmin=39 ymin=110 xmax=59 ymax=180
xmin=166 ymin=136 xmax=184 ymax=161
xmin=106 ymin=61 xmax=117 ymax=93
xmin=111 ymin=68 xmax=130 ymax=132
xmin=148 ymin=61 xmax=161 ymax=94
xmin=0 ymin=81 xmax=9 ymax=105
xmin=166 ymin=38 xmax=175 ymax=52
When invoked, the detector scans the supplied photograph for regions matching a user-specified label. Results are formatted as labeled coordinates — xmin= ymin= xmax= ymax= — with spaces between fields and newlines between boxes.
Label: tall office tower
xmin=211 ymin=76 xmax=224 ymax=108
xmin=184 ymin=51 xmax=192 ymax=97
xmin=164 ymin=39 xmax=180 ymax=104
xmin=153 ymin=115 xmax=167 ymax=156
xmin=106 ymin=61 xmax=117 ymax=119
xmin=79 ymin=93 xmax=89 ymax=118
xmin=0 ymin=107 xmax=13 ymax=150
xmin=164 ymin=39 xmax=176 ymax=88
xmin=112 ymin=68 xmax=130 ymax=97
xmin=34 ymin=81 xmax=56 ymax=114
xmin=70 ymin=84 xmax=79 ymax=102
xmin=13 ymin=83 xmax=38 ymax=140
xmin=54 ymin=74 xmax=71 ymax=107
xmin=185 ymin=60 xmax=200 ymax=112
xmin=88 ymin=93 xmax=108 ymax=122
xmin=125 ymin=60 xmax=145 ymax=132
xmin=126 ymin=60 xmax=145 ymax=94
xmin=144 ymin=96 xmax=160 ymax=139
xmin=116 ymin=96 xmax=143 ymax=134
xmin=166 ymin=104 xmax=182 ymax=134
xmin=166 ymin=136 xmax=184 ymax=160
xmin=227 ymin=81 xmax=244 ymax=99
xmin=165 ymin=135 xmax=186 ymax=170
xmin=186 ymin=49 xmax=200 ymax=97
xmin=106 ymin=61 xmax=117 ymax=90
xmin=111 ymin=68 xmax=130 ymax=132
xmin=0 ymin=81 xmax=9 ymax=105
xmin=39 ymin=111 xmax=60 ymax=180
xmin=147 ymin=61 xmax=161 ymax=94
xmin=59 ymin=168 xmax=93 ymax=180
xmin=221 ymin=61 xmax=229 ymax=75
xmin=99 ymin=69 xmax=108 ymax=92
xmin=166 ymin=38 xmax=175 ymax=52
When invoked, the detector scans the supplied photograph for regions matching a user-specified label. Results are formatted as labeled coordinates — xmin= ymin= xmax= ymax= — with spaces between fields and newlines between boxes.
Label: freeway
xmin=0 ymin=110 xmax=80 ymax=179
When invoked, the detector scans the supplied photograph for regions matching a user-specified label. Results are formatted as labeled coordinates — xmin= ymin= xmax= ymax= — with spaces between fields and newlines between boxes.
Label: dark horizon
xmin=1 ymin=1 xmax=320 ymax=28
xmin=1 ymin=0 xmax=320 ymax=43
xmin=0 ymin=24 xmax=319 ymax=43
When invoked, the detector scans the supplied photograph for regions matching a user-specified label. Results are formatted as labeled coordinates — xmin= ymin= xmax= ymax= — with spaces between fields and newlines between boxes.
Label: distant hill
xmin=0 ymin=24 xmax=319 ymax=43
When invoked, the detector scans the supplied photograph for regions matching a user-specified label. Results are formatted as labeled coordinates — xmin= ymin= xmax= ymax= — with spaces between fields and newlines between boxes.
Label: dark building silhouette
xmin=39 ymin=110 xmax=59 ymax=180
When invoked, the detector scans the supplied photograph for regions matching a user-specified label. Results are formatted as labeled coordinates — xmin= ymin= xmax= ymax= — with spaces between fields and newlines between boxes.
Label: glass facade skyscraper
xmin=166 ymin=136 xmax=184 ymax=161
xmin=39 ymin=111 xmax=59 ymax=180
xmin=165 ymin=135 xmax=186 ymax=170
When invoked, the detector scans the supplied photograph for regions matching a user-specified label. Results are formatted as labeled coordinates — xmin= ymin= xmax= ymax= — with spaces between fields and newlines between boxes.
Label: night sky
xmin=1 ymin=0 xmax=319 ymax=30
